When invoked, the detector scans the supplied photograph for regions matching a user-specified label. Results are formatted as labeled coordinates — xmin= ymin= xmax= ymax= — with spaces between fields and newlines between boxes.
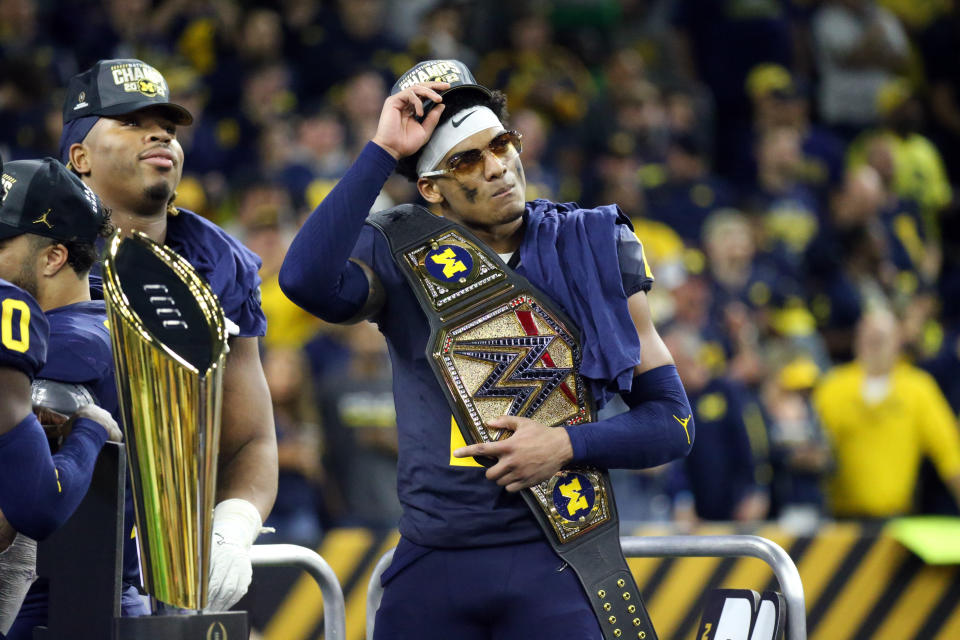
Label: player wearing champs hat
xmin=280 ymin=59 xmax=694 ymax=639
xmin=0 ymin=158 xmax=121 ymax=639
xmin=57 ymin=58 xmax=277 ymax=615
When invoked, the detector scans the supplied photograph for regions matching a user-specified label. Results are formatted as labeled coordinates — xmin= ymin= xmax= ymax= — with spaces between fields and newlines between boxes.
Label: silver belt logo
xmin=453 ymin=334 xmax=572 ymax=418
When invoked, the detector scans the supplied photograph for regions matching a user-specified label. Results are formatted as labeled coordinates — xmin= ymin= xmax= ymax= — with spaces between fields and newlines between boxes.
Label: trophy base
xmin=114 ymin=611 xmax=248 ymax=639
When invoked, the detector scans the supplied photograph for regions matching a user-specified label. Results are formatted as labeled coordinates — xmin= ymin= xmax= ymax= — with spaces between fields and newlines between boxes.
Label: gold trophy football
xmin=102 ymin=230 xmax=228 ymax=611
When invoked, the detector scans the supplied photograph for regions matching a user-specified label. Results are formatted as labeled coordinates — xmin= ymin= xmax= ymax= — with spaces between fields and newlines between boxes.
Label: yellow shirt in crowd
xmin=813 ymin=361 xmax=960 ymax=518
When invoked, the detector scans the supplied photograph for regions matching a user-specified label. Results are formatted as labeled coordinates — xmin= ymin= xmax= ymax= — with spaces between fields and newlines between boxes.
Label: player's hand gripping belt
xmin=205 ymin=499 xmax=266 ymax=612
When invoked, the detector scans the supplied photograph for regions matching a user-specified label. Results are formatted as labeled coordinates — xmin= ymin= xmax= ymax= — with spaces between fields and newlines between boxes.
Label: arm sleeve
xmin=564 ymin=365 xmax=694 ymax=469
xmin=278 ymin=142 xmax=398 ymax=323
xmin=0 ymin=415 xmax=107 ymax=540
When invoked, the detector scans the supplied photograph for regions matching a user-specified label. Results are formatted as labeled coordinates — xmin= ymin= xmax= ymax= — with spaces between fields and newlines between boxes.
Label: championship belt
xmin=368 ymin=205 xmax=657 ymax=640
xmin=102 ymin=231 xmax=229 ymax=610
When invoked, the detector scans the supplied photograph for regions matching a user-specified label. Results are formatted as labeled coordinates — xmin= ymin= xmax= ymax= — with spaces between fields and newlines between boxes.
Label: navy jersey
xmin=165 ymin=209 xmax=266 ymax=337
xmin=38 ymin=302 xmax=114 ymax=412
xmin=350 ymin=206 xmax=653 ymax=548
xmin=90 ymin=209 xmax=266 ymax=337
xmin=35 ymin=301 xmax=139 ymax=584
xmin=0 ymin=280 xmax=48 ymax=379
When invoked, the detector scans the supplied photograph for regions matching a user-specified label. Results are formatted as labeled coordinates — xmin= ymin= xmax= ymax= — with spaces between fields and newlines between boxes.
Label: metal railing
xmin=251 ymin=544 xmax=346 ymax=640
xmin=365 ymin=535 xmax=806 ymax=640
xmin=621 ymin=535 xmax=806 ymax=640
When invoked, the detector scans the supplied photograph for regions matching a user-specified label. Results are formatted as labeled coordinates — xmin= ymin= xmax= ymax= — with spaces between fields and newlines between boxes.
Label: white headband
xmin=417 ymin=106 xmax=503 ymax=176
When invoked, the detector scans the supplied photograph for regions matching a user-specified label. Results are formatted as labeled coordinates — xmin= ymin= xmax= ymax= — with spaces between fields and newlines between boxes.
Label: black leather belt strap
xmin=554 ymin=522 xmax=657 ymax=639
xmin=367 ymin=205 xmax=657 ymax=640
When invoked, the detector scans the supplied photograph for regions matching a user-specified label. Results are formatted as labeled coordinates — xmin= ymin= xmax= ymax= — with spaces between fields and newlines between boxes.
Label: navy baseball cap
xmin=0 ymin=158 xmax=106 ymax=243
xmin=63 ymin=59 xmax=193 ymax=125
xmin=391 ymin=59 xmax=492 ymax=120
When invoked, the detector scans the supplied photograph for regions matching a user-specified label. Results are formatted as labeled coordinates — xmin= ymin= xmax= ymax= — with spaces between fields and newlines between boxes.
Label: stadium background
xmin=2 ymin=0 xmax=960 ymax=637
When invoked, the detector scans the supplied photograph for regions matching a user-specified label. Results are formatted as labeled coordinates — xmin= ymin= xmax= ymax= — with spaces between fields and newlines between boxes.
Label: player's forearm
xmin=216 ymin=338 xmax=278 ymax=520
xmin=0 ymin=414 xmax=106 ymax=540
xmin=216 ymin=434 xmax=278 ymax=520
xmin=279 ymin=142 xmax=396 ymax=322
xmin=564 ymin=365 xmax=694 ymax=469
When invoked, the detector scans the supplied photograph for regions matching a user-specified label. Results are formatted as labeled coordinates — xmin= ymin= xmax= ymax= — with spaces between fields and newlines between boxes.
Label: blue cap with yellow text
xmin=60 ymin=59 xmax=193 ymax=165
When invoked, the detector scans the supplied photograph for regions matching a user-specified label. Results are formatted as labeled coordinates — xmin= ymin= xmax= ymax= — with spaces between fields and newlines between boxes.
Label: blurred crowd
xmin=4 ymin=0 xmax=960 ymax=541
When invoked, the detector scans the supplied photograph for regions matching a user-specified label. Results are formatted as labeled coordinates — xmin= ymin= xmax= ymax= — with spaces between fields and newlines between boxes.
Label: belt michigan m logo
xmin=559 ymin=477 xmax=588 ymax=516
xmin=430 ymin=247 xmax=468 ymax=279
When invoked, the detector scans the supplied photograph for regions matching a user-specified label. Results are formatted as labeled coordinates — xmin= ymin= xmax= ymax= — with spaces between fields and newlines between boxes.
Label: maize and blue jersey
xmin=36 ymin=301 xmax=141 ymax=585
xmin=0 ymin=280 xmax=47 ymax=379
xmin=89 ymin=208 xmax=267 ymax=338
xmin=164 ymin=209 xmax=267 ymax=337
xmin=349 ymin=205 xmax=653 ymax=551
xmin=9 ymin=301 xmax=147 ymax=636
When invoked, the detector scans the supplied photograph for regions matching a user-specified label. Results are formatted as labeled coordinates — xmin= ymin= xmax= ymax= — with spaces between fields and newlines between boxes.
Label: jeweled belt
xmin=368 ymin=205 xmax=657 ymax=640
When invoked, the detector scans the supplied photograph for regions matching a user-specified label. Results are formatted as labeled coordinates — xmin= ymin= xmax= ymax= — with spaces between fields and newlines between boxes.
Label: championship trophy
xmin=103 ymin=231 xmax=247 ymax=637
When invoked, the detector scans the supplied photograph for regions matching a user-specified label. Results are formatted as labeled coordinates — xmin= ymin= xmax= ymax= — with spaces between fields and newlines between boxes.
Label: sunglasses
xmin=421 ymin=130 xmax=523 ymax=179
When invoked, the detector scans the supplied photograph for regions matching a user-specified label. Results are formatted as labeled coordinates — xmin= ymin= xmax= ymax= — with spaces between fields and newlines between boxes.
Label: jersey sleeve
xmin=0 ymin=281 xmax=48 ymax=380
xmin=206 ymin=229 xmax=266 ymax=338
xmin=38 ymin=308 xmax=111 ymax=385
xmin=168 ymin=211 xmax=267 ymax=338
xmin=615 ymin=223 xmax=655 ymax=296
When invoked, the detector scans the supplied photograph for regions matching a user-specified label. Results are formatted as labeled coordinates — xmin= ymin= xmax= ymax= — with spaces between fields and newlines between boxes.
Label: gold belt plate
xmin=433 ymin=293 xmax=610 ymax=542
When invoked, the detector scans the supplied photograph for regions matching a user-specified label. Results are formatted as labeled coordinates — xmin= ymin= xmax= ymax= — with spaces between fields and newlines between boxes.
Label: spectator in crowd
xmin=811 ymin=0 xmax=910 ymax=136
xmin=855 ymin=135 xmax=939 ymax=288
xmin=847 ymin=79 xmax=953 ymax=234
xmin=919 ymin=7 xmax=960 ymax=184
xmin=745 ymin=125 xmax=823 ymax=282
xmin=336 ymin=69 xmax=390 ymax=155
xmin=671 ymin=0 xmax=795 ymax=183
xmin=262 ymin=347 xmax=324 ymax=546
xmin=665 ymin=325 xmax=771 ymax=525
xmin=237 ymin=195 xmax=322 ymax=351
xmin=406 ymin=1 xmax=479 ymax=68
xmin=763 ymin=356 xmax=830 ymax=522
xmin=813 ymin=307 xmax=960 ymax=518
xmin=477 ymin=8 xmax=595 ymax=127
xmin=645 ymin=132 xmax=735 ymax=247
xmin=701 ymin=208 xmax=782 ymax=386
xmin=744 ymin=63 xmax=846 ymax=198
xmin=315 ymin=321 xmax=401 ymax=529
xmin=295 ymin=0 xmax=405 ymax=102
xmin=805 ymin=166 xmax=896 ymax=361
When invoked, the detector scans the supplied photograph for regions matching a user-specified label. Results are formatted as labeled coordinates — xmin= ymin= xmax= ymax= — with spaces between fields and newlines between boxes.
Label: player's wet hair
xmin=31 ymin=208 xmax=115 ymax=275
xmin=396 ymin=89 xmax=510 ymax=183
